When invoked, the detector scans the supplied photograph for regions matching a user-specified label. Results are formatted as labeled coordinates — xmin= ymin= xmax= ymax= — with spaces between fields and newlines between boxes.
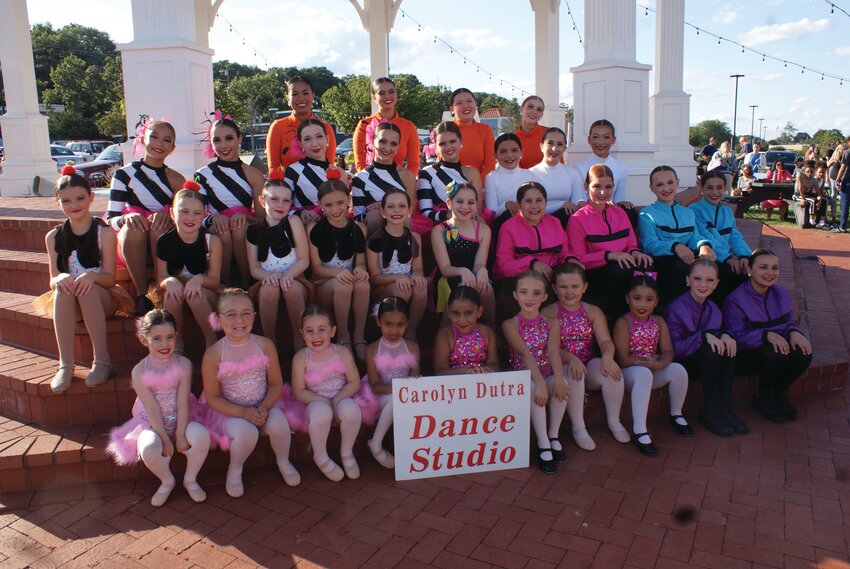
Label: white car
xmin=50 ymin=144 xmax=89 ymax=169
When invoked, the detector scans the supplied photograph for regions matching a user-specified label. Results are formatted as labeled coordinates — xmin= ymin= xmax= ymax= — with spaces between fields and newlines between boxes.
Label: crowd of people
xmin=37 ymin=75 xmax=814 ymax=506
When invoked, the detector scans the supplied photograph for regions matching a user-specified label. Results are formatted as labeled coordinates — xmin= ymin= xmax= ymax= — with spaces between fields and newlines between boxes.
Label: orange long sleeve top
xmin=352 ymin=112 xmax=421 ymax=174
xmin=266 ymin=113 xmax=336 ymax=172
xmin=454 ymin=120 xmax=496 ymax=179
xmin=515 ymin=124 xmax=547 ymax=169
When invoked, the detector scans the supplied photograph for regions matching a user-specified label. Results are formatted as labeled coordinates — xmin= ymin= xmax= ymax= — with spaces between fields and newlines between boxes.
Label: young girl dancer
xmin=416 ymin=121 xmax=483 ymax=230
xmin=247 ymin=171 xmax=309 ymax=349
xmin=366 ymin=297 xmax=421 ymax=469
xmin=106 ymin=120 xmax=185 ymax=313
xmin=366 ymin=191 xmax=428 ymax=339
xmin=108 ymin=309 xmax=209 ymax=506
xmin=291 ymin=306 xmax=376 ymax=481
xmin=576 ymin=120 xmax=632 ymax=207
xmin=530 ymin=127 xmax=584 ymax=227
xmin=484 ymin=133 xmax=538 ymax=225
xmin=723 ymin=249 xmax=813 ymax=422
xmin=353 ymin=77 xmax=421 ymax=174
xmin=202 ymin=289 xmax=300 ymax=497
xmin=503 ymin=270 xmax=565 ymax=473
xmin=430 ymin=182 xmax=495 ymax=325
xmin=284 ymin=118 xmax=349 ymax=224
xmin=450 ymin=88 xmax=496 ymax=179
xmin=38 ymin=166 xmax=133 ymax=392
xmin=433 ymin=286 xmax=499 ymax=375
xmin=514 ymin=95 xmax=547 ymax=169
xmin=352 ymin=122 xmax=416 ymax=236
xmin=152 ymin=187 xmax=221 ymax=350
xmin=542 ymin=264 xmax=630 ymax=449
xmin=613 ymin=275 xmax=692 ymax=456
xmin=664 ymin=260 xmax=748 ymax=437
xmin=195 ymin=118 xmax=263 ymax=288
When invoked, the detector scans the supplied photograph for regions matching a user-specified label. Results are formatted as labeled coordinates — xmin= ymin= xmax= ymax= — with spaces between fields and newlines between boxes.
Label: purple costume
xmin=664 ymin=293 xmax=724 ymax=358
xmin=508 ymin=314 xmax=553 ymax=376
xmin=557 ymin=303 xmax=596 ymax=364
xmin=449 ymin=326 xmax=489 ymax=369
xmin=722 ymin=281 xmax=802 ymax=350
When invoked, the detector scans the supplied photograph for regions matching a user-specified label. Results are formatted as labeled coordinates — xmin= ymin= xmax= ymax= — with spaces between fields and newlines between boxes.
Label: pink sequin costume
xmin=626 ymin=313 xmax=660 ymax=359
xmin=372 ymin=338 xmax=417 ymax=385
xmin=202 ymin=336 xmax=276 ymax=450
xmin=508 ymin=314 xmax=553 ymax=376
xmin=558 ymin=303 xmax=596 ymax=364
xmin=285 ymin=345 xmax=380 ymax=431
xmin=449 ymin=326 xmax=489 ymax=369
xmin=107 ymin=356 xmax=202 ymax=465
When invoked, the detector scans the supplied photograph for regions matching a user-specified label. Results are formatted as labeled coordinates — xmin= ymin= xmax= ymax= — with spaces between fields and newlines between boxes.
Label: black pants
xmin=735 ymin=342 xmax=813 ymax=399
xmin=552 ymin=208 xmax=571 ymax=229
xmin=651 ymin=255 xmax=690 ymax=306
xmin=585 ymin=260 xmax=633 ymax=319
xmin=677 ymin=342 xmax=736 ymax=410
xmin=713 ymin=261 xmax=748 ymax=305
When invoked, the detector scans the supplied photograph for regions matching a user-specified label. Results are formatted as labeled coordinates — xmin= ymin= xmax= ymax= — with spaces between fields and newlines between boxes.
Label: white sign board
xmin=392 ymin=371 xmax=530 ymax=481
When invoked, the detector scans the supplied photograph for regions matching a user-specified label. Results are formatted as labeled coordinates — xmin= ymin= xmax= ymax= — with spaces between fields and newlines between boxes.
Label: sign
xmin=392 ymin=371 xmax=530 ymax=481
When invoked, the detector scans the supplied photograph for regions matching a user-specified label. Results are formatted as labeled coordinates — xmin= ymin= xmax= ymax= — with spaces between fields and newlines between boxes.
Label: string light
xmin=396 ymin=7 xmax=534 ymax=98
xmin=636 ymin=2 xmax=850 ymax=87
xmin=563 ymin=0 xmax=583 ymax=46
xmin=822 ymin=0 xmax=850 ymax=19
xmin=217 ymin=12 xmax=273 ymax=70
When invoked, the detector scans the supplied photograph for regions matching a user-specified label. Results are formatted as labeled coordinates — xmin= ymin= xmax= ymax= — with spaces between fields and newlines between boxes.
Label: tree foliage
xmin=688 ymin=119 xmax=732 ymax=148
xmin=320 ymin=75 xmax=373 ymax=133
xmin=31 ymin=23 xmax=117 ymax=95
xmin=811 ymin=129 xmax=844 ymax=150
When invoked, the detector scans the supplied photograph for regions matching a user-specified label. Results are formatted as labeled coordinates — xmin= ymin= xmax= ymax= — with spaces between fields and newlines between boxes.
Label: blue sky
xmin=27 ymin=0 xmax=850 ymax=138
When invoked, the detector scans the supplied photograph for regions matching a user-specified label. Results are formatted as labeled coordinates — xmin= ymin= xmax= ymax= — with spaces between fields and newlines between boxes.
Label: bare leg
xmin=118 ymin=225 xmax=149 ymax=295
xmin=230 ymin=225 xmax=250 ymax=289
xmin=316 ymin=279 xmax=353 ymax=344
xmin=282 ymin=280 xmax=307 ymax=351
xmin=216 ymin=229 xmax=234 ymax=287
xmin=351 ymin=279 xmax=371 ymax=349
xmin=187 ymin=288 xmax=218 ymax=347
xmin=258 ymin=284 xmax=281 ymax=342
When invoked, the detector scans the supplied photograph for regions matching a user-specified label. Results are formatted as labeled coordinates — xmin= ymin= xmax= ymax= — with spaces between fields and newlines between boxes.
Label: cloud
xmin=742 ymin=18 xmax=830 ymax=46
xmin=712 ymin=5 xmax=738 ymax=25
xmin=833 ymin=46 xmax=850 ymax=56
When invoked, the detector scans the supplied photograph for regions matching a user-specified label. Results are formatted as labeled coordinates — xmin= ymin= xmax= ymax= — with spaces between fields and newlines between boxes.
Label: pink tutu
xmin=282 ymin=378 xmax=380 ymax=433
xmin=107 ymin=397 xmax=204 ymax=465
xmin=201 ymin=394 xmax=302 ymax=451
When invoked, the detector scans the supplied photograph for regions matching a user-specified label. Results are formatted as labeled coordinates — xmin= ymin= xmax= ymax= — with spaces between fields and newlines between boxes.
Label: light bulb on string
xmin=762 ymin=55 xmax=765 ymax=62
xmin=717 ymin=37 xmax=721 ymax=45
xmin=696 ymin=28 xmax=700 ymax=35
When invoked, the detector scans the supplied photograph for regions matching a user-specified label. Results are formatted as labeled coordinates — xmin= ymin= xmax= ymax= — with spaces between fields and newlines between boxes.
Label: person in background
xmin=514 ymin=96 xmax=548 ymax=169
xmin=266 ymin=76 xmax=336 ymax=171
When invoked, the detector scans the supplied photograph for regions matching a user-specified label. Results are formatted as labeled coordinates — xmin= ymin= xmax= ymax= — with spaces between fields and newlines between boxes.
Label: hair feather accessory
xmin=60 ymin=165 xmax=77 ymax=176
xmin=202 ymin=109 xmax=233 ymax=158
xmin=132 ymin=114 xmax=151 ymax=159
xmin=208 ymin=312 xmax=222 ymax=331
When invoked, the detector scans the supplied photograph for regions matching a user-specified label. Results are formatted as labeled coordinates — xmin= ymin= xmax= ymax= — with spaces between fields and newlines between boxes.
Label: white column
xmin=649 ymin=0 xmax=694 ymax=187
xmin=119 ymin=0 xmax=219 ymax=177
xmin=0 ymin=0 xmax=60 ymax=196
xmin=529 ymin=0 xmax=565 ymax=129
xmin=570 ymin=0 xmax=656 ymax=205
xmin=350 ymin=0 xmax=403 ymax=114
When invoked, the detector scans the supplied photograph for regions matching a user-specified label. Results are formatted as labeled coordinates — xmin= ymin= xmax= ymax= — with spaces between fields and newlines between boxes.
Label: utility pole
xmin=730 ymin=74 xmax=744 ymax=148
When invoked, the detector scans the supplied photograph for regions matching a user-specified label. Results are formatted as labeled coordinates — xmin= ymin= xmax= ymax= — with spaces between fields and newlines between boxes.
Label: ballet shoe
xmin=571 ymin=429 xmax=596 ymax=451
xmin=368 ymin=440 xmax=395 ymax=469
xmin=315 ymin=457 xmax=344 ymax=482
xmin=151 ymin=482 xmax=175 ymax=507
xmin=341 ymin=455 xmax=360 ymax=480
xmin=278 ymin=461 xmax=301 ymax=487
xmin=85 ymin=360 xmax=111 ymax=388
xmin=50 ymin=365 xmax=75 ymax=393
xmin=183 ymin=480 xmax=207 ymax=503
xmin=225 ymin=468 xmax=244 ymax=498
xmin=608 ymin=422 xmax=631 ymax=444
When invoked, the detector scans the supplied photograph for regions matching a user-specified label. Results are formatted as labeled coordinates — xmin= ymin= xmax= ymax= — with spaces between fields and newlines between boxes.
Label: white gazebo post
xmin=570 ymin=0 xmax=656 ymax=204
xmin=529 ymin=0 xmax=565 ymax=129
xmin=649 ymin=0 xmax=694 ymax=187
xmin=119 ymin=0 xmax=221 ymax=177
xmin=350 ymin=0 xmax=403 ymax=114
xmin=0 ymin=0 xmax=60 ymax=196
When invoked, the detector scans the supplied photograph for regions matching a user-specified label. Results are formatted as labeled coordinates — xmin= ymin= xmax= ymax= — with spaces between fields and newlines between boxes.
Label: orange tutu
xmin=32 ymin=285 xmax=135 ymax=318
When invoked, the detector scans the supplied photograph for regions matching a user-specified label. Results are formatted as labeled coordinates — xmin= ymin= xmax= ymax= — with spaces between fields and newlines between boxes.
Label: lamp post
xmin=758 ymin=117 xmax=765 ymax=142
xmin=730 ymin=74 xmax=745 ymax=148
xmin=749 ymin=105 xmax=758 ymax=140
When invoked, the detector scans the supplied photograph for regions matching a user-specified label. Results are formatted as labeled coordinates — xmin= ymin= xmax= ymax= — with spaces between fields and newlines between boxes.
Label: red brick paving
xmin=1 ymin=200 xmax=849 ymax=567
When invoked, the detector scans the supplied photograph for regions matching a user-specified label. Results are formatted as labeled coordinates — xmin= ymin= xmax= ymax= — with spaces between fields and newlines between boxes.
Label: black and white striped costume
xmin=351 ymin=162 xmax=405 ymax=220
xmin=284 ymin=157 xmax=329 ymax=210
xmin=106 ymin=160 xmax=178 ymax=230
xmin=416 ymin=161 xmax=469 ymax=223
xmin=194 ymin=158 xmax=255 ymax=227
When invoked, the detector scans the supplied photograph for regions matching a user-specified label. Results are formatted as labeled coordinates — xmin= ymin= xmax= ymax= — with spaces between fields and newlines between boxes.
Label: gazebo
xmin=0 ymin=0 xmax=693 ymax=204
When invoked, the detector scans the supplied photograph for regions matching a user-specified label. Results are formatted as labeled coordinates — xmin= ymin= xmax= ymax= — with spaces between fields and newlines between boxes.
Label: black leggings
xmin=735 ymin=342 xmax=813 ymax=398
xmin=677 ymin=342 xmax=736 ymax=410
xmin=585 ymin=260 xmax=634 ymax=319
xmin=651 ymin=255 xmax=690 ymax=306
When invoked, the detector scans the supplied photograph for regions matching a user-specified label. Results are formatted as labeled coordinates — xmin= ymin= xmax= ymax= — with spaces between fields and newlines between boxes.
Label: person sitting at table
xmin=761 ymin=160 xmax=793 ymax=220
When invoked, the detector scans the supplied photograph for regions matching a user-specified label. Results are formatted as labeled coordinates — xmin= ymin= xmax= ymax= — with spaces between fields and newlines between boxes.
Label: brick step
xmin=0 ymin=248 xmax=135 ymax=296
xmin=0 ymin=368 xmax=844 ymax=494
xmin=0 ymin=344 xmax=135 ymax=428
xmin=0 ymin=218 xmax=59 ymax=253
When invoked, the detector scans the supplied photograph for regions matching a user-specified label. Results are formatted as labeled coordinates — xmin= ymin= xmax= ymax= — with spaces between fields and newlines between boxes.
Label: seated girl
xmin=529 ymin=127 xmax=584 ymax=228
xmin=484 ymin=133 xmax=538 ymax=229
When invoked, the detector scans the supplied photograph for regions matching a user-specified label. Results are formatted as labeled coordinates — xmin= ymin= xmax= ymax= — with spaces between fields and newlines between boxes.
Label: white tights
xmin=223 ymin=406 xmax=294 ymax=477
xmin=567 ymin=358 xmax=626 ymax=431
xmin=371 ymin=394 xmax=394 ymax=450
xmin=622 ymin=363 xmax=689 ymax=434
xmin=137 ymin=421 xmax=209 ymax=486
xmin=306 ymin=398 xmax=361 ymax=463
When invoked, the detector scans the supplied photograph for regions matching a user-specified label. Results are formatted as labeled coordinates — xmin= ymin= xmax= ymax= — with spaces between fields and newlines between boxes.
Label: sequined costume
xmin=371 ymin=338 xmax=417 ymax=386
xmin=508 ymin=314 xmax=553 ymax=376
xmin=449 ymin=326 xmax=489 ymax=369
xmin=557 ymin=303 xmax=596 ymax=364
xmin=107 ymin=356 xmax=202 ymax=464
xmin=626 ymin=313 xmax=660 ymax=359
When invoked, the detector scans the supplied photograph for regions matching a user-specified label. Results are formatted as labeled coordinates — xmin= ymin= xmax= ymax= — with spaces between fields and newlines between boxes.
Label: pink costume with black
xmin=449 ymin=326 xmax=489 ymax=369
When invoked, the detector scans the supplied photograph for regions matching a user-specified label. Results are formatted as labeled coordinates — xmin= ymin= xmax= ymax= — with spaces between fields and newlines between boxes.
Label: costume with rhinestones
xmin=508 ymin=314 xmax=553 ymax=376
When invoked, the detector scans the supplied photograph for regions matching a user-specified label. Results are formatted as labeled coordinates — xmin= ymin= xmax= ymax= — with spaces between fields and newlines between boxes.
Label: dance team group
xmin=38 ymin=76 xmax=813 ymax=507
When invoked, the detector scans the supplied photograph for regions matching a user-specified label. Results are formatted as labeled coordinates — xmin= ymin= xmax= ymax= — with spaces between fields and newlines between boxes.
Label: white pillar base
xmin=0 ymin=114 xmax=58 ymax=196
xmin=541 ymin=108 xmax=566 ymax=131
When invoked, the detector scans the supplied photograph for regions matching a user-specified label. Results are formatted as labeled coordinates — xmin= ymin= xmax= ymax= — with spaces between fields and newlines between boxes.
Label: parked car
xmin=764 ymin=150 xmax=798 ymax=173
xmin=50 ymin=145 xmax=89 ymax=168
xmin=66 ymin=140 xmax=113 ymax=157
xmin=335 ymin=137 xmax=353 ymax=156
xmin=74 ymin=143 xmax=125 ymax=187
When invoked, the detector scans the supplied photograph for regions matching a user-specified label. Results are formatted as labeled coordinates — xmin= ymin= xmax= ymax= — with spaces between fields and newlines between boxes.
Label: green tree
xmin=31 ymin=23 xmax=117 ymax=94
xmin=223 ymin=71 xmax=285 ymax=130
xmin=811 ymin=129 xmax=844 ymax=151
xmin=213 ymin=60 xmax=263 ymax=84
xmin=320 ymin=75 xmax=372 ymax=133
xmin=688 ymin=119 xmax=732 ymax=148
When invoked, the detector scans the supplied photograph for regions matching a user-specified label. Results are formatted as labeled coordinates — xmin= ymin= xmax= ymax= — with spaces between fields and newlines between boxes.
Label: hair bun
xmin=268 ymin=169 xmax=285 ymax=181
xmin=326 ymin=168 xmax=342 ymax=181
xmin=60 ymin=165 xmax=77 ymax=176
xmin=183 ymin=180 xmax=201 ymax=192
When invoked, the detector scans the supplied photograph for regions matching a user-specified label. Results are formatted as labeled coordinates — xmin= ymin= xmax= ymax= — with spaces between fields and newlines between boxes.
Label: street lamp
xmin=730 ymin=74 xmax=745 ymax=147
xmin=749 ymin=105 xmax=758 ymax=140
xmin=758 ymin=117 xmax=765 ymax=142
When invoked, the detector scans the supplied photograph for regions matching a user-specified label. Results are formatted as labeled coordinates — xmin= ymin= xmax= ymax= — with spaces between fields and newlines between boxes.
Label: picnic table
xmin=730 ymin=181 xmax=795 ymax=218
